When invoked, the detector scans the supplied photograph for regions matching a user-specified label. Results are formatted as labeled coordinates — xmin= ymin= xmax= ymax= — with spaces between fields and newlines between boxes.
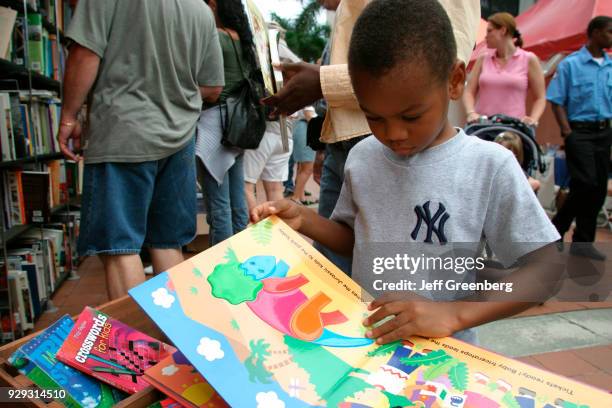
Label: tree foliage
xmin=271 ymin=0 xmax=330 ymax=63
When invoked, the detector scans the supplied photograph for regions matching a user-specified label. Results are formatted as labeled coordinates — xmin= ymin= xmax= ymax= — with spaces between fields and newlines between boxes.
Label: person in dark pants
xmin=547 ymin=16 xmax=612 ymax=260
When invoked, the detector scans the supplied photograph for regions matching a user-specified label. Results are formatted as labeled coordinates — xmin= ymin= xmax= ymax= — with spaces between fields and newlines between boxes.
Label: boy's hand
xmin=250 ymin=199 xmax=303 ymax=231
xmin=363 ymin=297 xmax=462 ymax=344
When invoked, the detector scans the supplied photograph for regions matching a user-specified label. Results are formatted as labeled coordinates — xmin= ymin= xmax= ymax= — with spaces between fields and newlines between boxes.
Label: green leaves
xmin=502 ymin=392 xmax=521 ymax=408
xmin=251 ymin=219 xmax=274 ymax=245
xmin=448 ymin=362 xmax=469 ymax=392
xmin=423 ymin=358 xmax=459 ymax=381
xmin=366 ymin=341 xmax=402 ymax=357
xmin=400 ymin=349 xmax=452 ymax=367
xmin=224 ymin=247 xmax=239 ymax=263
xmin=270 ymin=0 xmax=330 ymax=63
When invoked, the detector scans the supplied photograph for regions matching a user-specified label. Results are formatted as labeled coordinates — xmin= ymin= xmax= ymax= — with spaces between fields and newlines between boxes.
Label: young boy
xmin=251 ymin=0 xmax=559 ymax=345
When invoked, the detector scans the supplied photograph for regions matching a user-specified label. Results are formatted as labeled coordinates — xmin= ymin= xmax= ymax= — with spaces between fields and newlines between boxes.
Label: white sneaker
xmin=144 ymin=265 xmax=154 ymax=275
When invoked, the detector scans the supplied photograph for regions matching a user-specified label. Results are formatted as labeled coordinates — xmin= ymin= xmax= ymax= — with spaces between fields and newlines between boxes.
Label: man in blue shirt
xmin=547 ymin=16 xmax=612 ymax=260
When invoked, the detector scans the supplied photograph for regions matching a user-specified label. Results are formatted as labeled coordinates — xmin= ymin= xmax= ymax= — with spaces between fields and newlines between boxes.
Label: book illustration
xmin=243 ymin=0 xmax=275 ymax=95
xmin=144 ymin=350 xmax=228 ymax=407
xmin=56 ymin=307 xmax=175 ymax=394
xmin=8 ymin=315 xmax=125 ymax=407
xmin=147 ymin=397 xmax=184 ymax=408
xmin=130 ymin=217 xmax=612 ymax=407
xmin=208 ymin=253 xmax=372 ymax=347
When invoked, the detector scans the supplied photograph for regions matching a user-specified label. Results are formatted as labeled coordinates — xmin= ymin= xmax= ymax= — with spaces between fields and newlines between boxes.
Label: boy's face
xmin=352 ymin=61 xmax=465 ymax=157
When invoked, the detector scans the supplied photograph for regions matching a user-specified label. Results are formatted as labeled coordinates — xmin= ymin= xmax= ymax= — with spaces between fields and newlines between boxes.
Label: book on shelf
xmin=7 ymin=269 xmax=35 ymax=331
xmin=56 ymin=307 xmax=177 ymax=394
xmin=21 ymin=170 xmax=51 ymax=224
xmin=3 ymin=169 xmax=26 ymax=227
xmin=26 ymin=13 xmax=44 ymax=74
xmin=130 ymin=216 xmax=612 ymax=408
xmin=0 ymin=7 xmax=17 ymax=60
xmin=0 ymin=91 xmax=61 ymax=162
xmin=8 ymin=314 xmax=127 ymax=407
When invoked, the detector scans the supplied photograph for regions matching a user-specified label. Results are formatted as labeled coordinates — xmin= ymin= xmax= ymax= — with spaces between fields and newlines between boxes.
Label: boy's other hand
xmin=363 ymin=296 xmax=462 ymax=344
xmin=250 ymin=199 xmax=303 ymax=231
xmin=261 ymin=62 xmax=323 ymax=115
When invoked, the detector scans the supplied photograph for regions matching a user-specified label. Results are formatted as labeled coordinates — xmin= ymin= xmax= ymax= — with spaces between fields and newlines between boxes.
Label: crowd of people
xmin=56 ymin=0 xmax=611 ymax=346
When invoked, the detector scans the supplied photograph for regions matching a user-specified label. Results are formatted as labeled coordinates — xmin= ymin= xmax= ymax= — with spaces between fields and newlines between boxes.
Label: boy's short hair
xmin=587 ymin=16 xmax=612 ymax=38
xmin=348 ymin=0 xmax=457 ymax=82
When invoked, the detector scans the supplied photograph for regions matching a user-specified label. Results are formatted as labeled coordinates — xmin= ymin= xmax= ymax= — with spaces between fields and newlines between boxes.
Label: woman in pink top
xmin=463 ymin=12 xmax=546 ymax=127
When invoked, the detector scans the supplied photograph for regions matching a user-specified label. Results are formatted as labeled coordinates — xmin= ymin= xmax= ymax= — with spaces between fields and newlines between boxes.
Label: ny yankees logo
xmin=411 ymin=201 xmax=449 ymax=243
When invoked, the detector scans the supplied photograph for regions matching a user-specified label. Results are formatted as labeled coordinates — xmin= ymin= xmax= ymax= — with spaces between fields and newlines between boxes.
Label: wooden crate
xmin=0 ymin=296 xmax=169 ymax=407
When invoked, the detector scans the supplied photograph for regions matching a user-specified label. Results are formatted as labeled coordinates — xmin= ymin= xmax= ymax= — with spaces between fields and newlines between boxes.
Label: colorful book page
xmin=9 ymin=314 xmax=125 ymax=407
xmin=56 ymin=307 xmax=175 ymax=394
xmin=130 ymin=216 xmax=612 ymax=407
xmin=145 ymin=350 xmax=227 ymax=407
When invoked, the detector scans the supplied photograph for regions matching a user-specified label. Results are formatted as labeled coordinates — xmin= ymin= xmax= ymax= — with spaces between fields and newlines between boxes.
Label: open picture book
xmin=130 ymin=216 xmax=612 ymax=407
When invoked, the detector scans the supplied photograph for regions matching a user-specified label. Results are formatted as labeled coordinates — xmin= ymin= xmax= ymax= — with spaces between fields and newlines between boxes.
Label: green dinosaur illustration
xmin=193 ymin=267 xmax=203 ymax=278
xmin=251 ymin=219 xmax=274 ymax=245
xmin=208 ymin=261 xmax=262 ymax=304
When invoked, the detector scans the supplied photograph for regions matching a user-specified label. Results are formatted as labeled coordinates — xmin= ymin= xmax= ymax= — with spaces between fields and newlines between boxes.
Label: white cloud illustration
xmin=152 ymin=287 xmax=175 ymax=309
xmin=81 ymin=396 xmax=97 ymax=408
xmin=161 ymin=364 xmax=179 ymax=376
xmin=256 ymin=391 xmax=286 ymax=408
xmin=196 ymin=337 xmax=224 ymax=361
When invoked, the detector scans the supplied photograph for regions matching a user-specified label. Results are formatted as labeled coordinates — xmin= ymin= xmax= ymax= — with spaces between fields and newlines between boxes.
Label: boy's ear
xmin=448 ymin=60 xmax=466 ymax=101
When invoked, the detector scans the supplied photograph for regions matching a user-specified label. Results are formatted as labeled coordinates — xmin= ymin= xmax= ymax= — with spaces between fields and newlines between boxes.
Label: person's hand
xmin=466 ymin=112 xmax=481 ymax=123
xmin=261 ymin=63 xmax=323 ymax=115
xmin=560 ymin=126 xmax=572 ymax=139
xmin=363 ymin=296 xmax=462 ymax=344
xmin=57 ymin=117 xmax=82 ymax=161
xmin=521 ymin=116 xmax=538 ymax=127
xmin=313 ymin=150 xmax=325 ymax=185
xmin=250 ymin=199 xmax=304 ymax=231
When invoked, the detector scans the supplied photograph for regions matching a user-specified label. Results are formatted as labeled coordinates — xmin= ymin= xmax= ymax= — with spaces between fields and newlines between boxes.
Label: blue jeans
xmin=199 ymin=155 xmax=249 ymax=246
xmin=315 ymin=144 xmax=353 ymax=275
xmin=284 ymin=154 xmax=295 ymax=192
xmin=78 ymin=138 xmax=197 ymax=256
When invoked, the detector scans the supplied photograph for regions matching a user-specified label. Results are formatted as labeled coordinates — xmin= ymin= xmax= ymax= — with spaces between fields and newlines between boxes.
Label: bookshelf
xmin=0 ymin=0 xmax=77 ymax=344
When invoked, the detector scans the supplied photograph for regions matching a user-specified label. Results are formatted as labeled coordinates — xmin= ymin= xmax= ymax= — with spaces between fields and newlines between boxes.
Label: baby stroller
xmin=464 ymin=114 xmax=546 ymax=174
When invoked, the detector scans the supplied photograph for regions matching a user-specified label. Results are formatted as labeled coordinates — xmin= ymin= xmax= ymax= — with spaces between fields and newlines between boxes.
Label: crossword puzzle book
xmin=56 ymin=306 xmax=176 ymax=393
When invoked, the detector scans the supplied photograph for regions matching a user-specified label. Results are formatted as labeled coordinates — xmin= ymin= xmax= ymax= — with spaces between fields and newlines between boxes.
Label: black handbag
xmin=219 ymin=30 xmax=266 ymax=149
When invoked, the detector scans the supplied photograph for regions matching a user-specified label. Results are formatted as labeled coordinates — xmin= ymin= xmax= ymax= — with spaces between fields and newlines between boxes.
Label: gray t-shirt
xmin=67 ymin=0 xmax=224 ymax=163
xmin=332 ymin=129 xmax=560 ymax=283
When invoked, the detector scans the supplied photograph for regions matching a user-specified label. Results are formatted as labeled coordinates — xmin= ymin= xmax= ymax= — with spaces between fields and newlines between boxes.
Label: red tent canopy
xmin=469 ymin=0 xmax=611 ymax=66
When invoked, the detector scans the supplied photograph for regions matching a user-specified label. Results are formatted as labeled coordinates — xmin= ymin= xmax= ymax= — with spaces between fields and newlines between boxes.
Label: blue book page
xmin=13 ymin=315 xmax=124 ymax=407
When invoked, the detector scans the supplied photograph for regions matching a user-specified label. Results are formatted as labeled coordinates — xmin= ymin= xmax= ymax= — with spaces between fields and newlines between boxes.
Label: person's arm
xmin=462 ymin=55 xmax=484 ymax=123
xmin=261 ymin=62 xmax=323 ymax=115
xmin=364 ymin=243 xmax=558 ymax=343
xmin=58 ymin=44 xmax=101 ymax=161
xmin=250 ymin=199 xmax=354 ymax=256
xmin=551 ymin=103 xmax=572 ymax=138
xmin=200 ymin=86 xmax=223 ymax=103
xmin=546 ymin=61 xmax=571 ymax=137
xmin=523 ymin=55 xmax=546 ymax=126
